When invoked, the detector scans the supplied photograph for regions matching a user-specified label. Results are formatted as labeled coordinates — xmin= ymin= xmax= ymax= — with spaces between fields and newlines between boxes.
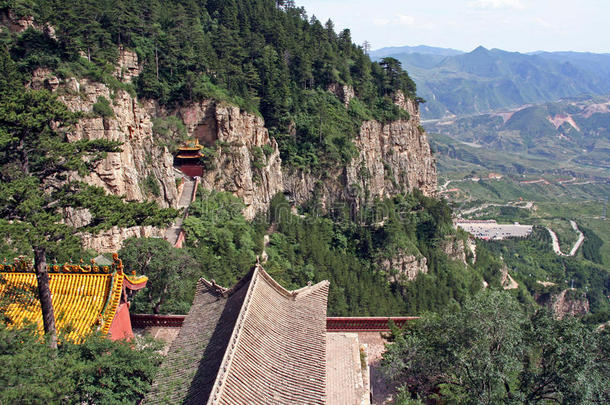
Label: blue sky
xmin=296 ymin=0 xmax=610 ymax=53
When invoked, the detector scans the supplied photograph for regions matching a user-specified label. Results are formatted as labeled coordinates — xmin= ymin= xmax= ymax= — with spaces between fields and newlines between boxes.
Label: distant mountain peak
xmin=373 ymin=45 xmax=610 ymax=119
xmin=471 ymin=45 xmax=490 ymax=54
xmin=369 ymin=45 xmax=464 ymax=58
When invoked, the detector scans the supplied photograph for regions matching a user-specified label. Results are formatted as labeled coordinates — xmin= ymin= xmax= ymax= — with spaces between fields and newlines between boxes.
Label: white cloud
xmin=534 ymin=17 xmax=552 ymax=28
xmin=396 ymin=14 xmax=416 ymax=26
xmin=373 ymin=14 xmax=416 ymax=27
xmin=468 ymin=0 xmax=524 ymax=9
xmin=373 ymin=18 xmax=391 ymax=26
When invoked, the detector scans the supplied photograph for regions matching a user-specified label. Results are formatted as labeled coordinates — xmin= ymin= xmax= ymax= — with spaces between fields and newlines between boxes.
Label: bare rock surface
xmin=535 ymin=289 xmax=590 ymax=319
xmin=380 ymin=251 xmax=428 ymax=283
xmin=58 ymin=76 xmax=178 ymax=209
xmin=178 ymin=101 xmax=283 ymax=220
xmin=284 ymin=93 xmax=437 ymax=211
xmin=328 ymin=83 xmax=356 ymax=107
xmin=81 ymin=226 xmax=164 ymax=252
xmin=441 ymin=237 xmax=468 ymax=265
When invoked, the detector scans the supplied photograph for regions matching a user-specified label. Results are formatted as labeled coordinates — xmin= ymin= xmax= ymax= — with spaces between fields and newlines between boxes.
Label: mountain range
xmin=426 ymin=95 xmax=610 ymax=177
xmin=372 ymin=45 xmax=610 ymax=119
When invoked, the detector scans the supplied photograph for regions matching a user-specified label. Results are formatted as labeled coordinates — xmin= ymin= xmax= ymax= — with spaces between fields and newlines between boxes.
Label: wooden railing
xmin=326 ymin=317 xmax=418 ymax=332
xmin=131 ymin=314 xmax=419 ymax=331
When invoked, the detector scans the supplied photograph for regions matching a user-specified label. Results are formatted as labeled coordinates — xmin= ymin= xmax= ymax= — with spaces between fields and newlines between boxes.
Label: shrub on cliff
xmin=92 ymin=95 xmax=114 ymax=118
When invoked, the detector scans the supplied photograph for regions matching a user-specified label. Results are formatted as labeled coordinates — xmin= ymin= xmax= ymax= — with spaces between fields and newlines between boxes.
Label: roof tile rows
xmin=145 ymin=265 xmax=329 ymax=405
xmin=0 ymin=272 xmax=124 ymax=342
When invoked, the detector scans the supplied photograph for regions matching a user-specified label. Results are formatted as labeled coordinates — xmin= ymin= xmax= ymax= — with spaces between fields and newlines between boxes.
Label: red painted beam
xmin=130 ymin=314 xmax=419 ymax=331
xmin=130 ymin=314 xmax=185 ymax=328
xmin=326 ymin=317 xmax=419 ymax=332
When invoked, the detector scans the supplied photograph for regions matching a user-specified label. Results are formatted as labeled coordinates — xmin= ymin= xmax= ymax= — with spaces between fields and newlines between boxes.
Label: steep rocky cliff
xmin=25 ymin=45 xmax=436 ymax=249
xmin=284 ymin=91 xmax=437 ymax=210
xmin=28 ymin=50 xmax=180 ymax=251
xmin=32 ymin=53 xmax=179 ymax=208
xmin=175 ymin=100 xmax=283 ymax=220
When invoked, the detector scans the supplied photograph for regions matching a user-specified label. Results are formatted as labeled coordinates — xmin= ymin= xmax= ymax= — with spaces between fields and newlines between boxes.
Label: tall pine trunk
xmin=34 ymin=247 xmax=57 ymax=349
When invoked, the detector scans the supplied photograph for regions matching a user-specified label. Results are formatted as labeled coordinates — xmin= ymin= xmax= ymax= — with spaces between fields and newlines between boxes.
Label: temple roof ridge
xmin=207 ymin=264 xmax=328 ymax=404
xmin=255 ymin=263 xmax=330 ymax=300
xmin=145 ymin=263 xmax=329 ymax=404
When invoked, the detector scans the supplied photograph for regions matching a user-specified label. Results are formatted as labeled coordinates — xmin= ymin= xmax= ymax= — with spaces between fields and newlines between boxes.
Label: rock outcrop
xmin=0 ymin=8 xmax=56 ymax=38
xmin=500 ymin=264 xmax=519 ymax=290
xmin=284 ymin=92 xmax=437 ymax=211
xmin=328 ymin=83 xmax=355 ymax=107
xmin=380 ymin=250 xmax=428 ymax=283
xmin=535 ymin=289 xmax=590 ymax=319
xmin=114 ymin=47 xmax=142 ymax=84
xmin=441 ymin=236 xmax=468 ymax=265
xmin=27 ymin=51 xmax=179 ymax=252
xmin=178 ymin=101 xmax=283 ymax=220
xmin=80 ymin=226 xmax=165 ymax=252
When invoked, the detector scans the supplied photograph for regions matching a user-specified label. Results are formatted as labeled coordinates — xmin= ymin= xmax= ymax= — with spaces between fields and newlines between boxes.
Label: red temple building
xmin=0 ymin=254 xmax=147 ymax=342
xmin=175 ymin=138 xmax=204 ymax=177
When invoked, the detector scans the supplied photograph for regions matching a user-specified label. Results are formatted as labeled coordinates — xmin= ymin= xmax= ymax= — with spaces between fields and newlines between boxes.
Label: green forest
xmin=2 ymin=0 xmax=415 ymax=170
xmin=121 ymin=189 xmax=486 ymax=317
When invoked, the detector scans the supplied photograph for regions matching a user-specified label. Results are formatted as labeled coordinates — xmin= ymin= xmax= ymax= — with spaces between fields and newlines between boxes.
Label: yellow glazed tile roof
xmin=0 ymin=271 xmax=124 ymax=342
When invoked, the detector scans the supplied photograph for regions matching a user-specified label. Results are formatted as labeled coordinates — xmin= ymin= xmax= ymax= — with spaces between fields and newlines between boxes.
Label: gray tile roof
xmin=144 ymin=265 xmax=329 ymax=405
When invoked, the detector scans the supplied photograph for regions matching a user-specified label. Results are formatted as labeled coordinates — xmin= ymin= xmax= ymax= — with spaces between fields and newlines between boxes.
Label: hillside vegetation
xmin=2 ymin=0 xmax=415 ymax=171
xmin=428 ymin=96 xmax=610 ymax=178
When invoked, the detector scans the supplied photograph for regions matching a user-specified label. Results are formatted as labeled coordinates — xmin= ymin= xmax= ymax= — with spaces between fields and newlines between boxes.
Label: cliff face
xmin=177 ymin=101 xmax=283 ymax=220
xmin=284 ymin=92 xmax=437 ymax=210
xmin=28 ymin=51 xmax=179 ymax=251
xmin=28 ymin=48 xmax=436 ymax=249
xmin=441 ymin=237 xmax=469 ymax=265
xmin=38 ymin=53 xmax=179 ymax=208
xmin=351 ymin=94 xmax=437 ymax=200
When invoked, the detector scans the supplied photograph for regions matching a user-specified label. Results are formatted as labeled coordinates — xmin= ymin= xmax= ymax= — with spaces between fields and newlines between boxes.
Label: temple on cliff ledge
xmin=174 ymin=138 xmax=205 ymax=177
xmin=0 ymin=255 xmax=147 ymax=342
xmin=144 ymin=264 xmax=330 ymax=405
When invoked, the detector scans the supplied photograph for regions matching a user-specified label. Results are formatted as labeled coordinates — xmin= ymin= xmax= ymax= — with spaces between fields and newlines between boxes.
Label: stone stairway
xmin=165 ymin=178 xmax=197 ymax=246
xmin=177 ymin=178 xmax=196 ymax=208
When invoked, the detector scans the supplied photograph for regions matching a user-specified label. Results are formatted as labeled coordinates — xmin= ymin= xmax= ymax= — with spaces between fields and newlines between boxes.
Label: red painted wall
xmin=179 ymin=164 xmax=203 ymax=177
xmin=108 ymin=302 xmax=134 ymax=341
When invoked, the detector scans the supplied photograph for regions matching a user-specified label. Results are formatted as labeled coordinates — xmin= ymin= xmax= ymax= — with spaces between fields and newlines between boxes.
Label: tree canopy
xmin=0 ymin=323 xmax=162 ymax=404
xmin=382 ymin=291 xmax=609 ymax=404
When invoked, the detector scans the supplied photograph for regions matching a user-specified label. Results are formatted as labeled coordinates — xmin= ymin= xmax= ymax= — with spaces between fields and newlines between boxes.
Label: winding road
xmin=546 ymin=220 xmax=585 ymax=257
